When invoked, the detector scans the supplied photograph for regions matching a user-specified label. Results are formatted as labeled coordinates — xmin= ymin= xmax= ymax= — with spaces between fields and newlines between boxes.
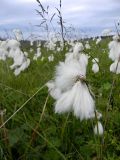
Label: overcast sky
xmin=0 ymin=0 xmax=120 ymax=38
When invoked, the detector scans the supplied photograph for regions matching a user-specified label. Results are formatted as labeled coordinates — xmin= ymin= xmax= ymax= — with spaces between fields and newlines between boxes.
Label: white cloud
xmin=9 ymin=0 xmax=36 ymax=4
xmin=0 ymin=0 xmax=120 ymax=36
xmin=0 ymin=18 xmax=17 ymax=25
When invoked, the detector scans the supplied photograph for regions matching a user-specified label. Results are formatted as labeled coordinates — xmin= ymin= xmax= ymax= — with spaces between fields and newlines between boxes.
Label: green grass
xmin=0 ymin=39 xmax=120 ymax=160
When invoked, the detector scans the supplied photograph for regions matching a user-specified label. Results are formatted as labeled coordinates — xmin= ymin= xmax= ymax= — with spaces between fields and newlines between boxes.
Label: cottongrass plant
xmin=7 ymin=39 xmax=30 ymax=76
xmin=85 ymin=41 xmax=91 ymax=49
xmin=0 ymin=29 xmax=31 ymax=76
xmin=48 ymin=54 xmax=54 ymax=62
xmin=103 ymin=32 xmax=120 ymax=153
xmin=96 ymin=37 xmax=102 ymax=45
xmin=92 ymin=58 xmax=99 ymax=73
xmin=47 ymin=42 xmax=103 ymax=129
xmin=13 ymin=29 xmax=23 ymax=41
xmin=108 ymin=35 xmax=120 ymax=74
xmin=94 ymin=121 xmax=104 ymax=136
xmin=33 ymin=47 xmax=41 ymax=60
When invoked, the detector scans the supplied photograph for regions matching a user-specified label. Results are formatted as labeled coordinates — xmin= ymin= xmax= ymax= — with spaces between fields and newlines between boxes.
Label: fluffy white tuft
xmin=7 ymin=39 xmax=20 ymax=50
xmin=96 ymin=37 xmax=102 ymax=44
xmin=73 ymin=81 xmax=95 ymax=120
xmin=73 ymin=42 xmax=84 ymax=54
xmin=30 ymin=40 xmax=33 ymax=46
xmin=55 ymin=83 xmax=77 ymax=113
xmin=92 ymin=63 xmax=99 ymax=73
xmin=108 ymin=39 xmax=120 ymax=61
xmin=94 ymin=121 xmax=104 ymax=136
xmin=78 ymin=54 xmax=89 ymax=70
xmin=85 ymin=42 xmax=91 ymax=49
xmin=46 ymin=81 xmax=62 ymax=100
xmin=48 ymin=54 xmax=54 ymax=62
xmin=14 ymin=58 xmax=30 ymax=76
xmin=33 ymin=47 xmax=41 ymax=60
xmin=0 ymin=47 xmax=8 ymax=61
xmin=55 ymin=81 xmax=95 ymax=120
xmin=110 ymin=60 xmax=120 ymax=74
xmin=113 ymin=35 xmax=119 ymax=41
xmin=13 ymin=29 xmax=23 ymax=41
xmin=65 ymin=52 xmax=75 ymax=63
xmin=55 ymin=60 xmax=87 ymax=92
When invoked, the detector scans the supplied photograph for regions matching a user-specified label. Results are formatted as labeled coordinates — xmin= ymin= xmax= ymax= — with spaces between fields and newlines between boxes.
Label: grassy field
xmin=0 ymin=38 xmax=120 ymax=160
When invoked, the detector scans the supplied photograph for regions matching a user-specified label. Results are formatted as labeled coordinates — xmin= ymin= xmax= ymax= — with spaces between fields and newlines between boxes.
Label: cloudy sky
xmin=0 ymin=0 xmax=120 ymax=38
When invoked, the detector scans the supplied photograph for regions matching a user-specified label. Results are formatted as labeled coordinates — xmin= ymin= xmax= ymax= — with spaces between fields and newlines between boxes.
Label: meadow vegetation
xmin=0 ymin=37 xmax=120 ymax=160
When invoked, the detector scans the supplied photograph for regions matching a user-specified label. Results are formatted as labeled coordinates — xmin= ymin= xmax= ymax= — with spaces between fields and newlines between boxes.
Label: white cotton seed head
xmin=14 ymin=52 xmax=25 ymax=65
xmin=0 ymin=48 xmax=8 ymax=61
xmin=30 ymin=48 xmax=33 ymax=53
xmin=50 ymin=88 xmax=62 ymax=100
xmin=92 ymin=63 xmax=99 ymax=73
xmin=113 ymin=35 xmax=119 ymax=41
xmin=33 ymin=48 xmax=41 ymax=60
xmin=14 ymin=68 xmax=21 ymax=76
xmin=30 ymin=40 xmax=33 ymax=46
xmin=55 ymin=82 xmax=78 ymax=114
xmin=55 ymin=61 xmax=77 ymax=91
xmin=57 ymin=47 xmax=61 ymax=52
xmin=13 ymin=29 xmax=23 ymax=41
xmin=55 ymin=80 xmax=95 ymax=120
xmin=48 ymin=54 xmax=54 ymax=62
xmin=46 ymin=81 xmax=55 ymax=90
xmin=110 ymin=61 xmax=120 ymax=74
xmin=73 ymin=81 xmax=95 ymax=120
xmin=1 ymin=38 xmax=30 ymax=75
xmin=65 ymin=52 xmax=73 ymax=63
xmin=94 ymin=121 xmax=104 ymax=136
xmin=20 ymin=59 xmax=30 ymax=71
xmin=65 ymin=50 xmax=88 ymax=64
xmin=0 ymin=41 xmax=8 ymax=50
xmin=85 ymin=42 xmax=91 ymax=49
xmin=10 ymin=50 xmax=26 ymax=70
xmin=47 ymin=40 xmax=56 ymax=50
xmin=24 ymin=52 xmax=28 ymax=57
xmin=73 ymin=42 xmax=84 ymax=54
xmin=78 ymin=53 xmax=89 ymax=70
xmin=37 ymin=47 xmax=41 ymax=53
xmin=46 ymin=81 xmax=62 ymax=100
xmin=37 ymin=41 xmax=41 ymax=47
xmin=108 ymin=40 xmax=120 ymax=61
xmin=55 ymin=60 xmax=87 ymax=92
xmin=96 ymin=37 xmax=102 ymax=45
xmin=7 ymin=39 xmax=20 ymax=49
xmin=13 ymin=58 xmax=30 ymax=76
xmin=69 ymin=47 xmax=73 ymax=52
xmin=8 ymin=47 xmax=20 ymax=58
